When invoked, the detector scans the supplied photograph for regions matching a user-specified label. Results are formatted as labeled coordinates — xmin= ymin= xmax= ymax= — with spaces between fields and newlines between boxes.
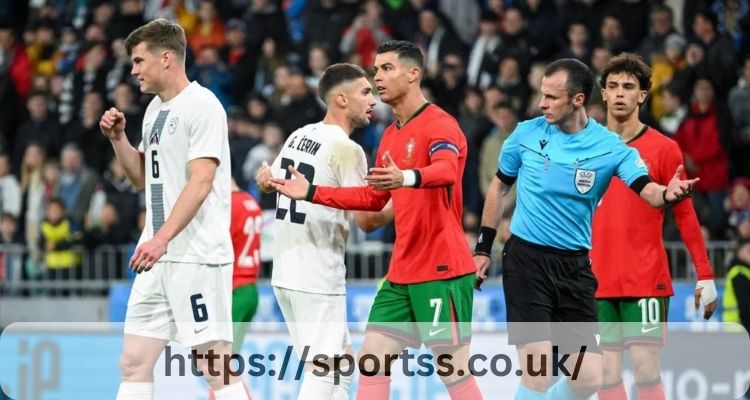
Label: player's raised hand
xmin=256 ymin=161 xmax=274 ymax=193
xmin=270 ymin=166 xmax=310 ymax=200
xmin=694 ymin=279 xmax=718 ymax=319
xmin=129 ymin=235 xmax=169 ymax=274
xmin=366 ymin=152 xmax=404 ymax=190
xmin=664 ymin=165 xmax=699 ymax=203
xmin=100 ymin=107 xmax=126 ymax=140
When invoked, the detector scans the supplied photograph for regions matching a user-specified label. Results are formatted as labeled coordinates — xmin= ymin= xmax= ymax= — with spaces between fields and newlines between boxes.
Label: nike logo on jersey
xmin=539 ymin=139 xmax=549 ymax=150
xmin=428 ymin=327 xmax=447 ymax=337
xmin=641 ymin=325 xmax=659 ymax=334
xmin=194 ymin=325 xmax=209 ymax=334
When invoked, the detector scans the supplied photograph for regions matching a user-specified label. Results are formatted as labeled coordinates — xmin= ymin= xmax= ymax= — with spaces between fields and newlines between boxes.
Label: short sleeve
xmin=498 ymin=128 xmax=522 ymax=177
xmin=614 ymin=142 xmax=649 ymax=186
xmin=332 ymin=141 xmax=367 ymax=187
xmin=187 ymin=98 xmax=227 ymax=163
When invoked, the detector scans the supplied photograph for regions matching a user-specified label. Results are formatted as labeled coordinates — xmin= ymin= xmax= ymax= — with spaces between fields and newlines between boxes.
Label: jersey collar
xmin=396 ymin=101 xmax=431 ymax=129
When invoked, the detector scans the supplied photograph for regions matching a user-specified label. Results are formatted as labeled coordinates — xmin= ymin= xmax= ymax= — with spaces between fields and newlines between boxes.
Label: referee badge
xmin=574 ymin=169 xmax=596 ymax=194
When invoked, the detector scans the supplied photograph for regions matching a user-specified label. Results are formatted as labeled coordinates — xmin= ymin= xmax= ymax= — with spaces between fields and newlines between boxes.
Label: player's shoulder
xmin=422 ymin=103 xmax=458 ymax=125
xmin=515 ymin=115 xmax=548 ymax=134
xmin=185 ymin=82 xmax=225 ymax=112
xmin=642 ymin=126 xmax=679 ymax=148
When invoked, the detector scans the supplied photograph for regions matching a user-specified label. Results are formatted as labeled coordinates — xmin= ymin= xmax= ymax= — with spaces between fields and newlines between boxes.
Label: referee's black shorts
xmin=502 ymin=235 xmax=601 ymax=354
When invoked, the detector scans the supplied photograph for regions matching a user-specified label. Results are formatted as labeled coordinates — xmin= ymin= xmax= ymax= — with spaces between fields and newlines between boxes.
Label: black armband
xmin=629 ymin=175 xmax=652 ymax=195
xmin=495 ymin=170 xmax=517 ymax=187
xmin=305 ymin=184 xmax=317 ymax=202
xmin=474 ymin=226 xmax=497 ymax=256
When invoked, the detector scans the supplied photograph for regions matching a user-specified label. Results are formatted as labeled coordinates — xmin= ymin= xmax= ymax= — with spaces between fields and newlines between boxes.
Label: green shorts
xmin=598 ymin=297 xmax=669 ymax=349
xmin=367 ymin=273 xmax=474 ymax=348
xmin=231 ymin=283 xmax=259 ymax=354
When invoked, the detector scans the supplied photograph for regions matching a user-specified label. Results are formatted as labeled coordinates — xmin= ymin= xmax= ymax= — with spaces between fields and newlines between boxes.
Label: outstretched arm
xmin=271 ymin=166 xmax=391 ymax=211
xmin=638 ymin=165 xmax=699 ymax=208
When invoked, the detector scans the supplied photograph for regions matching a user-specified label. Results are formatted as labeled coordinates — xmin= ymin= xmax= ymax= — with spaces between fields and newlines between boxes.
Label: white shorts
xmin=273 ymin=287 xmax=351 ymax=359
xmin=124 ymin=261 xmax=233 ymax=348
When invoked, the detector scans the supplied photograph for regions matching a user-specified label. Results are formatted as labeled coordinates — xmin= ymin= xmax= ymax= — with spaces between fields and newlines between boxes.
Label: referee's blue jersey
xmin=498 ymin=116 xmax=648 ymax=250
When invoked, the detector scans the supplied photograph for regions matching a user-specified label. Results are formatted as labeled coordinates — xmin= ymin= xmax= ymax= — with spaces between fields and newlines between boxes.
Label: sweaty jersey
xmin=311 ymin=103 xmax=475 ymax=284
xmin=498 ymin=116 xmax=649 ymax=250
xmin=231 ymin=191 xmax=262 ymax=289
xmin=137 ymin=81 xmax=233 ymax=264
xmin=591 ymin=126 xmax=713 ymax=298
xmin=271 ymin=122 xmax=367 ymax=295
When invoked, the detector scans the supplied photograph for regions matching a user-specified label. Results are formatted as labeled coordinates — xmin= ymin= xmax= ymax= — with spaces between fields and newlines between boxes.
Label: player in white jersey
xmin=257 ymin=63 xmax=392 ymax=400
xmin=99 ymin=20 xmax=250 ymax=400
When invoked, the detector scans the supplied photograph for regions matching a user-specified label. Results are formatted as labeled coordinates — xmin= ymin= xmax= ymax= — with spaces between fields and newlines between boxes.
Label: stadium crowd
xmin=0 ymin=0 xmax=749 ymax=281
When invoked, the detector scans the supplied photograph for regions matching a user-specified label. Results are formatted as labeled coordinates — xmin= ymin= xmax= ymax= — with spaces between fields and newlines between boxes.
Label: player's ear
xmin=408 ymin=66 xmax=421 ymax=84
xmin=637 ymin=89 xmax=648 ymax=106
xmin=336 ymin=93 xmax=347 ymax=107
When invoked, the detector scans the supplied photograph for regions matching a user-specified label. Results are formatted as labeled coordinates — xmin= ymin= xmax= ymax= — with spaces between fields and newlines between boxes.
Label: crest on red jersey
xmin=403 ymin=136 xmax=417 ymax=167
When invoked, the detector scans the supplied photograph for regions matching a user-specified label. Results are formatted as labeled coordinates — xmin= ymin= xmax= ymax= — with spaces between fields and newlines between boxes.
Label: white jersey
xmin=137 ymin=81 xmax=233 ymax=264
xmin=271 ymin=122 xmax=368 ymax=295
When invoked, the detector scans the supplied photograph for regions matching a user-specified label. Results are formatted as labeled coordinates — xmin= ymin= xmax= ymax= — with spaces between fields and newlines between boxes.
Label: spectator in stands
xmin=220 ymin=18 xmax=256 ymax=107
xmin=340 ymin=0 xmax=392 ymax=69
xmin=242 ymin=122 xmax=283 ymax=186
xmin=19 ymin=144 xmax=45 ymax=264
xmin=430 ymin=53 xmax=466 ymax=117
xmin=687 ymin=9 xmax=738 ymax=100
xmin=65 ymin=91 xmax=112 ymax=173
xmin=0 ymin=153 xmax=20 ymax=217
xmin=650 ymin=33 xmax=688 ymax=120
xmin=657 ymin=81 xmax=689 ymax=135
xmin=40 ymin=198 xmax=82 ymax=294
xmin=590 ymin=46 xmax=612 ymax=85
xmin=189 ymin=45 xmax=233 ymax=109
xmin=597 ymin=14 xmax=630 ymax=54
xmin=244 ymin=0 xmax=290 ymax=55
xmin=27 ymin=19 xmax=57 ymax=78
xmin=0 ymin=212 xmax=20 ymax=244
xmin=53 ymin=144 xmax=98 ymax=227
xmin=0 ymin=23 xmax=32 ymax=99
xmin=525 ymin=62 xmax=545 ymax=119
xmin=83 ymin=201 xmax=130 ymax=249
xmin=304 ymin=0 xmax=358 ymax=62
xmin=491 ymin=56 xmax=530 ymax=115
xmin=227 ymin=108 xmax=256 ymax=188
xmin=257 ymin=44 xmax=289 ymax=99
xmin=555 ymin=21 xmax=591 ymax=66
xmin=479 ymin=101 xmax=517 ymax=208
xmin=55 ymin=26 xmax=79 ymax=76
xmin=187 ymin=0 xmax=225 ymax=55
xmin=106 ymin=39 xmax=134 ymax=100
xmin=109 ymin=0 xmax=145 ymax=44
xmin=467 ymin=11 xmax=503 ymax=88
xmin=305 ymin=44 xmax=332 ymax=96
xmin=274 ymin=69 xmax=324 ymax=137
xmin=414 ymin=8 xmax=463 ymax=79
xmin=675 ymin=78 xmax=731 ymax=238
xmin=517 ymin=0 xmax=559 ymax=62
xmin=101 ymin=158 xmax=139 ymax=233
xmin=637 ymin=5 xmax=678 ymax=62
xmin=14 ymin=91 xmax=62 ymax=171
xmin=728 ymin=56 xmax=750 ymax=177
xmin=494 ymin=7 xmax=532 ymax=74
xmin=57 ymin=42 xmax=109 ymax=125
xmin=728 ymin=178 xmax=750 ymax=239
xmin=457 ymin=87 xmax=492 ymax=149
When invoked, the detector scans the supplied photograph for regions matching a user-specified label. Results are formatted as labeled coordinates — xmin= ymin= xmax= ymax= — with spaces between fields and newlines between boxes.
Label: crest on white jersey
xmin=574 ymin=169 xmax=596 ymax=194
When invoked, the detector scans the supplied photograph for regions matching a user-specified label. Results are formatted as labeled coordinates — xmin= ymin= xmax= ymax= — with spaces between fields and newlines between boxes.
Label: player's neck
xmin=391 ymin=90 xmax=428 ymax=127
xmin=323 ymin=112 xmax=353 ymax=136
xmin=558 ymin=108 xmax=589 ymax=134
xmin=156 ymin=73 xmax=191 ymax=103
xmin=608 ymin=113 xmax=643 ymax=142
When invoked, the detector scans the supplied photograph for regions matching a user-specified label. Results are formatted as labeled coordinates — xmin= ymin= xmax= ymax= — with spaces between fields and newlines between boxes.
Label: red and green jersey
xmin=591 ymin=126 xmax=713 ymax=298
xmin=312 ymin=103 xmax=475 ymax=284
xmin=231 ymin=191 xmax=262 ymax=289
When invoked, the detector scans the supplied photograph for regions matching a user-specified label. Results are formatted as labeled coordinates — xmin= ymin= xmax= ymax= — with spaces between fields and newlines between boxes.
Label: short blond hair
xmin=124 ymin=19 xmax=186 ymax=60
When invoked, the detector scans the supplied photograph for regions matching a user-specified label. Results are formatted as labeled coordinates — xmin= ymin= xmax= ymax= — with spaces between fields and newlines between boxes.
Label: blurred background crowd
xmin=0 ymin=0 xmax=749 ymax=285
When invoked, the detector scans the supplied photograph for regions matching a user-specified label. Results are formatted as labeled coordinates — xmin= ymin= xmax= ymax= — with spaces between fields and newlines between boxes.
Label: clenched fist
xmin=100 ymin=107 xmax=126 ymax=140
